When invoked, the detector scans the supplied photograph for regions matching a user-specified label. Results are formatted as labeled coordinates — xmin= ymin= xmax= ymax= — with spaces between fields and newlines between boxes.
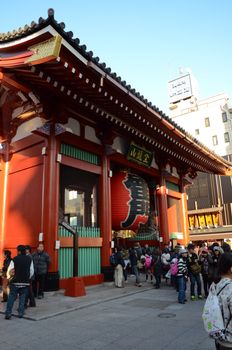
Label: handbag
xmin=191 ymin=262 xmax=201 ymax=274
xmin=137 ymin=260 xmax=144 ymax=269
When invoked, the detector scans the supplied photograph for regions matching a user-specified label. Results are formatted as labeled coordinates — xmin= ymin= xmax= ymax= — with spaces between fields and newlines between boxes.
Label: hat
xmin=179 ymin=248 xmax=188 ymax=254
xmin=202 ymin=247 xmax=208 ymax=253
xmin=213 ymin=246 xmax=221 ymax=251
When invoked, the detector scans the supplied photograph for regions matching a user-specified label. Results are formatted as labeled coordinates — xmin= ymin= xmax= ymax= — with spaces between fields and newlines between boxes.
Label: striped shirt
xmin=177 ymin=257 xmax=187 ymax=277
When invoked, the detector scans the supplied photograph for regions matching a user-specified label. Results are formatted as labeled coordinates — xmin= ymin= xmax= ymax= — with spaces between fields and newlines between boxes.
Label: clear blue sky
xmin=1 ymin=1 xmax=232 ymax=113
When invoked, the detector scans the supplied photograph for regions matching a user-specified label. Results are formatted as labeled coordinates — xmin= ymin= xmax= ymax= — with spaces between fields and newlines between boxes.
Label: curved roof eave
xmin=1 ymin=9 xmax=232 ymax=176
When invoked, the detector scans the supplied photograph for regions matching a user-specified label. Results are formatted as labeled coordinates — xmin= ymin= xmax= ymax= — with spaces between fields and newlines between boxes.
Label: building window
xmin=205 ymin=117 xmax=210 ymax=127
xmin=195 ymin=129 xmax=200 ymax=135
xmin=212 ymin=135 xmax=218 ymax=146
xmin=222 ymin=112 xmax=228 ymax=123
xmin=224 ymin=132 xmax=230 ymax=143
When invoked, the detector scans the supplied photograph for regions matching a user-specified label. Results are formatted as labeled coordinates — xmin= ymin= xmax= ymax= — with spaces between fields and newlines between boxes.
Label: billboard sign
xmin=168 ymin=74 xmax=193 ymax=103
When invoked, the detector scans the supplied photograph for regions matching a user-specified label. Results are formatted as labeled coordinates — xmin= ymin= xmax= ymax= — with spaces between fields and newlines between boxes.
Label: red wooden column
xmin=157 ymin=173 xmax=169 ymax=245
xmin=179 ymin=177 xmax=190 ymax=246
xmin=42 ymin=128 xmax=60 ymax=290
xmin=0 ymin=144 xmax=10 ymax=266
xmin=99 ymin=154 xmax=112 ymax=279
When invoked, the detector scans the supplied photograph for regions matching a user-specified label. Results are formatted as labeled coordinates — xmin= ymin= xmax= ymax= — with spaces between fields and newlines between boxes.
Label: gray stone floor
xmin=0 ymin=276 xmax=214 ymax=350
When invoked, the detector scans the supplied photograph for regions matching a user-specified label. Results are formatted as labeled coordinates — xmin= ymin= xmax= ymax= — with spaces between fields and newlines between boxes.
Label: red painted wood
xmin=60 ymin=274 xmax=104 ymax=289
xmin=109 ymin=153 xmax=159 ymax=177
xmin=12 ymin=134 xmax=44 ymax=153
xmin=180 ymin=192 xmax=190 ymax=245
xmin=0 ymin=161 xmax=8 ymax=266
xmin=157 ymin=176 xmax=169 ymax=245
xmin=42 ymin=132 xmax=60 ymax=272
xmin=61 ymin=155 xmax=101 ymax=175
xmin=99 ymin=155 xmax=112 ymax=267
xmin=59 ymin=236 xmax=103 ymax=248
xmin=64 ymin=277 xmax=86 ymax=297
xmin=4 ymin=143 xmax=44 ymax=250
xmin=58 ymin=132 xmax=104 ymax=156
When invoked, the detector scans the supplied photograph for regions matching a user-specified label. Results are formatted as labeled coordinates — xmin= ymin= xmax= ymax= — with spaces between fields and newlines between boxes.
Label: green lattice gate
xmin=58 ymin=226 xmax=101 ymax=279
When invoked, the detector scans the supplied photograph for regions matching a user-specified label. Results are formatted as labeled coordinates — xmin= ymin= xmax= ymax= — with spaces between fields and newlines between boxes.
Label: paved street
xmin=0 ymin=277 xmax=213 ymax=350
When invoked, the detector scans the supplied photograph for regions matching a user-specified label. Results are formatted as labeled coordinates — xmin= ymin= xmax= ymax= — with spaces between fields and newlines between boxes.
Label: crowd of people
xmin=0 ymin=243 xmax=50 ymax=320
xmin=111 ymin=241 xmax=231 ymax=304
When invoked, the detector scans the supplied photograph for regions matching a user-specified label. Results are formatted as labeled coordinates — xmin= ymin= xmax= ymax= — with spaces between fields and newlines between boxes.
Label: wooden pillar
xmin=99 ymin=154 xmax=112 ymax=278
xmin=157 ymin=174 xmax=169 ymax=245
xmin=42 ymin=127 xmax=60 ymax=289
xmin=0 ymin=144 xmax=9 ymax=266
xmin=181 ymin=192 xmax=190 ymax=245
xmin=179 ymin=177 xmax=190 ymax=246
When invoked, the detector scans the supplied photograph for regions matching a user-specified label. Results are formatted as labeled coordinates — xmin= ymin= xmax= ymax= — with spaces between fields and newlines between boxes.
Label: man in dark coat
xmin=32 ymin=243 xmax=51 ymax=299
xmin=5 ymin=245 xmax=34 ymax=319
xmin=24 ymin=245 xmax=36 ymax=307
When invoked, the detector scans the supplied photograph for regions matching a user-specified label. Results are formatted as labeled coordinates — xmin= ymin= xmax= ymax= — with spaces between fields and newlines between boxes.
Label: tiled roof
xmin=0 ymin=8 xmax=231 ymax=168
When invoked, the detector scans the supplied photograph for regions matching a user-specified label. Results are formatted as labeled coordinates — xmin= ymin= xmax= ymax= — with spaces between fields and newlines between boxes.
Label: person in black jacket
xmin=187 ymin=243 xmax=202 ymax=301
xmin=129 ymin=243 xmax=142 ymax=287
xmin=32 ymin=243 xmax=51 ymax=299
xmin=151 ymin=249 xmax=162 ymax=289
xmin=1 ymin=250 xmax=12 ymax=302
xmin=5 ymin=245 xmax=34 ymax=319
xmin=24 ymin=245 xmax=36 ymax=307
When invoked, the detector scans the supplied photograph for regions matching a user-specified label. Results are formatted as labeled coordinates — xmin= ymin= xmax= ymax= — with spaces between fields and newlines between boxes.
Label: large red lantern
xmin=111 ymin=171 xmax=150 ymax=231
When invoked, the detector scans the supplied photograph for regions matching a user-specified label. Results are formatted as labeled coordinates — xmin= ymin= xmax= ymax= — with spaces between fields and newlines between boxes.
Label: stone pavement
xmin=0 ymin=275 xmax=214 ymax=350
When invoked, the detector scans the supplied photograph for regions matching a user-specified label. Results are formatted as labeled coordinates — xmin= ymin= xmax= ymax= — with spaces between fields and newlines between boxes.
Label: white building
xmin=168 ymin=72 xmax=232 ymax=240
xmin=170 ymin=94 xmax=232 ymax=158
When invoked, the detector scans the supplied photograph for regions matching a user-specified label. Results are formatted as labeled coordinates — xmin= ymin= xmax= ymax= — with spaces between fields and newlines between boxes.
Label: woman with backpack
xmin=187 ymin=243 xmax=203 ymax=300
xmin=204 ymin=253 xmax=232 ymax=349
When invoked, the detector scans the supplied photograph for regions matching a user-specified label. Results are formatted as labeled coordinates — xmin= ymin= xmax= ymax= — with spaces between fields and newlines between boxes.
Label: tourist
xmin=24 ymin=245 xmax=36 ymax=307
xmin=214 ymin=253 xmax=232 ymax=349
xmin=144 ymin=253 xmax=153 ymax=283
xmin=121 ymin=247 xmax=130 ymax=283
xmin=32 ymin=243 xmax=51 ymax=299
xmin=177 ymin=248 xmax=188 ymax=304
xmin=187 ymin=243 xmax=202 ymax=300
xmin=199 ymin=247 xmax=210 ymax=297
xmin=151 ymin=249 xmax=162 ymax=289
xmin=161 ymin=247 xmax=171 ymax=280
xmin=129 ymin=243 xmax=142 ymax=287
xmin=5 ymin=245 xmax=34 ymax=319
xmin=208 ymin=246 xmax=222 ymax=285
xmin=114 ymin=247 xmax=125 ymax=288
xmin=1 ymin=250 xmax=12 ymax=302
xmin=142 ymin=243 xmax=151 ymax=255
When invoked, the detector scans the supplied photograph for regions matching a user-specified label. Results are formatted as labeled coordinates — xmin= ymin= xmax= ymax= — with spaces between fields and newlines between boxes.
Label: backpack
xmin=110 ymin=253 xmax=118 ymax=267
xmin=202 ymin=282 xmax=232 ymax=340
xmin=170 ymin=258 xmax=178 ymax=276
xmin=145 ymin=256 xmax=152 ymax=269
